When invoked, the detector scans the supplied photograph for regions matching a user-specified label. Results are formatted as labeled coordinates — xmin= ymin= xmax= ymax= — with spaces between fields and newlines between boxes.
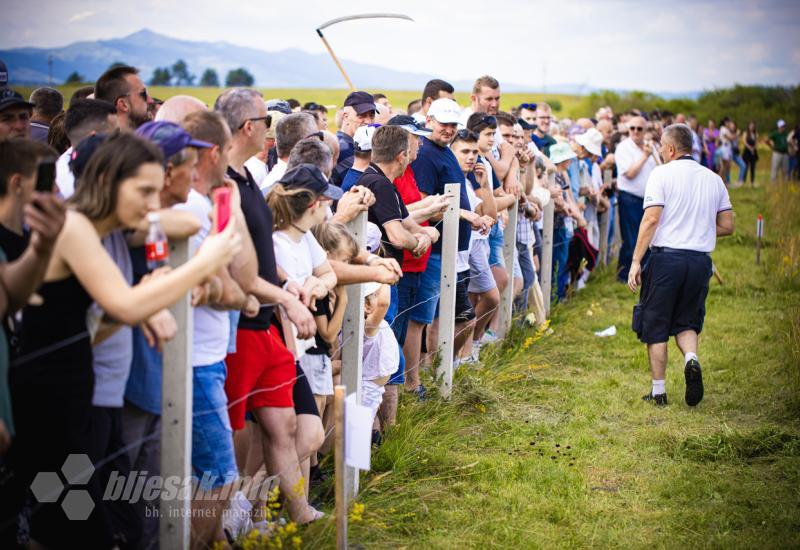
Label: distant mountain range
xmin=0 ymin=28 xmax=699 ymax=98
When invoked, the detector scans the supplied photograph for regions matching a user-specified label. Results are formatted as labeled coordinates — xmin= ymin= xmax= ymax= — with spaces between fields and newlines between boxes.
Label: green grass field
xmin=15 ymin=85 xmax=587 ymax=121
xmin=296 ymin=178 xmax=800 ymax=548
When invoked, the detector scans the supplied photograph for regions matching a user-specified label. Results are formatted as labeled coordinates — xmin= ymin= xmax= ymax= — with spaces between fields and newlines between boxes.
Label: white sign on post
xmin=344 ymin=393 xmax=372 ymax=471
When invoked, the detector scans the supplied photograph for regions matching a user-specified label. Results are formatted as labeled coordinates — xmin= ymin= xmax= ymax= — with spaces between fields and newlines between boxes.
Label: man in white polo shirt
xmin=628 ymin=124 xmax=734 ymax=407
xmin=615 ymin=115 xmax=657 ymax=283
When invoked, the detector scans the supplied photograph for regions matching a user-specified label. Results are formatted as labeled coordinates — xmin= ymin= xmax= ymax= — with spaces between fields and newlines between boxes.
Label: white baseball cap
xmin=575 ymin=128 xmax=604 ymax=157
xmin=354 ymin=125 xmax=378 ymax=153
xmin=777 ymin=119 xmax=786 ymax=128
xmin=427 ymin=98 xmax=461 ymax=125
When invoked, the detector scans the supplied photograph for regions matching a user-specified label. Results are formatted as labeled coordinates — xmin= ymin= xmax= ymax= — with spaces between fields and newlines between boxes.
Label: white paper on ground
xmin=345 ymin=393 xmax=372 ymax=471
xmin=594 ymin=325 xmax=617 ymax=337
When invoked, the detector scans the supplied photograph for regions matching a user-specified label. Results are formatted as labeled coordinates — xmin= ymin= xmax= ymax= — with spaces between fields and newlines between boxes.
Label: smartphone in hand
xmin=212 ymin=187 xmax=231 ymax=232
xmin=36 ymin=159 xmax=56 ymax=193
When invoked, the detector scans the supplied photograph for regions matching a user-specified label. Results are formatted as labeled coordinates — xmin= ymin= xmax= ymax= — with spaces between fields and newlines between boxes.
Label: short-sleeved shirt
xmin=173 ymin=188 xmax=230 ymax=366
xmin=643 ymin=157 xmax=732 ymax=253
xmin=769 ymin=130 xmax=788 ymax=153
xmin=615 ymin=137 xmax=657 ymax=198
xmin=532 ymin=132 xmax=557 ymax=158
xmin=394 ymin=165 xmax=430 ymax=273
xmin=332 ymin=131 xmax=355 ymax=186
xmin=272 ymin=230 xmax=327 ymax=285
xmin=341 ymin=167 xmax=364 ymax=191
xmin=412 ymin=136 xmax=471 ymax=253
xmin=228 ymin=165 xmax=280 ymax=330
xmin=358 ymin=163 xmax=410 ymax=267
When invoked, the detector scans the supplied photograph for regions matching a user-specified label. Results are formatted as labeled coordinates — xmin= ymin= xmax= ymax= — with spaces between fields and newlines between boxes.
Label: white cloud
xmin=68 ymin=10 xmax=95 ymax=23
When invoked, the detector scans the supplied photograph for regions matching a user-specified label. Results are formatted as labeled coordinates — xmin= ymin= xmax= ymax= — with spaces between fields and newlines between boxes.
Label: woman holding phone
xmin=5 ymin=131 xmax=241 ymax=548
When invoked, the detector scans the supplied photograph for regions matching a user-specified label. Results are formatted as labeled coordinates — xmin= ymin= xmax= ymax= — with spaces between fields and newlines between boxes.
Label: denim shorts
xmin=488 ymin=224 xmax=505 ymax=267
xmin=192 ymin=361 xmax=238 ymax=490
xmin=408 ymin=253 xmax=442 ymax=325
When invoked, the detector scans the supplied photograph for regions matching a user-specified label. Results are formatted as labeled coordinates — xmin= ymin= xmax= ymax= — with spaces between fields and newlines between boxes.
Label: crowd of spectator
xmin=0 ymin=64 xmax=796 ymax=549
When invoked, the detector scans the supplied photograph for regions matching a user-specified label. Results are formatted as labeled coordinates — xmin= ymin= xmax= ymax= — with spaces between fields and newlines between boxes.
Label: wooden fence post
xmin=160 ymin=238 xmax=193 ymax=550
xmin=540 ymin=201 xmax=555 ymax=318
xmin=436 ymin=183 xmax=460 ymax=400
xmin=334 ymin=385 xmax=347 ymax=550
xmin=496 ymin=204 xmax=518 ymax=338
xmin=341 ymin=210 xmax=367 ymax=498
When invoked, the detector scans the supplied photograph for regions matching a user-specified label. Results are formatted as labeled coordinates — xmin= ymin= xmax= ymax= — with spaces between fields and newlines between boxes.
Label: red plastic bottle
xmin=144 ymin=212 xmax=169 ymax=270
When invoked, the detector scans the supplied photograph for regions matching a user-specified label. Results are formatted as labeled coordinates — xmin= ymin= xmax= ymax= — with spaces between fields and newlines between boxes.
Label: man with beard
xmin=94 ymin=65 xmax=153 ymax=129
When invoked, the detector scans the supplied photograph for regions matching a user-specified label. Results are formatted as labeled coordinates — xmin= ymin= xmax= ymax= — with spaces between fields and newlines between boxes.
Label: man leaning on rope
xmin=628 ymin=124 xmax=735 ymax=407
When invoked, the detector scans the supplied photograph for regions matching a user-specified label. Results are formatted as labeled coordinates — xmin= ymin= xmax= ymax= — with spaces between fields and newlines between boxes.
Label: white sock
xmin=652 ymin=379 xmax=666 ymax=396
xmin=684 ymin=352 xmax=698 ymax=364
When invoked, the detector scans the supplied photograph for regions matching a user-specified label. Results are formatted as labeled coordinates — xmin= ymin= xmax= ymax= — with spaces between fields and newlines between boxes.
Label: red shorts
xmin=225 ymin=325 xmax=296 ymax=430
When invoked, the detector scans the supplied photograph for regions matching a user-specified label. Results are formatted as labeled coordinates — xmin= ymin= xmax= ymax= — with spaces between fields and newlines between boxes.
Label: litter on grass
xmin=594 ymin=325 xmax=617 ymax=337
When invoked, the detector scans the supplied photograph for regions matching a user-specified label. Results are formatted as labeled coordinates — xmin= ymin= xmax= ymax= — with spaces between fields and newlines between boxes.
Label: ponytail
xmin=266 ymin=184 xmax=316 ymax=230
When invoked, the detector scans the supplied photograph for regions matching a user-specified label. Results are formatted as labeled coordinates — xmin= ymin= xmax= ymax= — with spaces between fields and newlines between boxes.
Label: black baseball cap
xmin=0 ymin=87 xmax=34 ymax=113
xmin=344 ymin=91 xmax=377 ymax=115
xmin=387 ymin=114 xmax=432 ymax=136
xmin=517 ymin=117 xmax=536 ymax=131
xmin=278 ymin=163 xmax=344 ymax=200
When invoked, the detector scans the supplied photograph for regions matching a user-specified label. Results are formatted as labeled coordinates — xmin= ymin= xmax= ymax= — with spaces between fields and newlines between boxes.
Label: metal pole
xmin=436 ymin=183 xmax=460 ymax=399
xmin=316 ymin=30 xmax=355 ymax=91
xmin=341 ymin=210 xmax=366 ymax=497
xmin=334 ymin=385 xmax=347 ymax=550
xmin=160 ymin=238 xmax=193 ymax=550
xmin=496 ymin=204 xmax=518 ymax=338
xmin=541 ymin=201 xmax=554 ymax=318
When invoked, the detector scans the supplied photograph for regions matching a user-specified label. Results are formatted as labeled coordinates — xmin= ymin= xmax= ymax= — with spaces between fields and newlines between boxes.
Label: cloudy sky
xmin=3 ymin=0 xmax=799 ymax=93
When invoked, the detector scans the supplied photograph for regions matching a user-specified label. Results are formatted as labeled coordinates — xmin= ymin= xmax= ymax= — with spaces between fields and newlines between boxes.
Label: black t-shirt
xmin=306 ymin=295 xmax=333 ymax=356
xmin=0 ymin=224 xmax=30 ymax=262
xmin=227 ymin=165 xmax=280 ymax=330
xmin=358 ymin=163 xmax=410 ymax=267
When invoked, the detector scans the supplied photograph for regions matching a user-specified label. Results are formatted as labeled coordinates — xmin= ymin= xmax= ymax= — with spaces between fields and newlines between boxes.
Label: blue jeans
xmin=192 ymin=362 xmax=238 ymax=490
xmin=552 ymin=224 xmax=570 ymax=301
xmin=617 ymin=190 xmax=645 ymax=282
xmin=386 ymin=284 xmax=405 ymax=385
xmin=514 ymin=242 xmax=535 ymax=312
xmin=733 ymin=154 xmax=747 ymax=182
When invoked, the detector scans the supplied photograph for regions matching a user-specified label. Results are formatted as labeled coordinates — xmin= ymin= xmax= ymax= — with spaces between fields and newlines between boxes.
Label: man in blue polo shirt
xmin=405 ymin=98 xmax=481 ymax=396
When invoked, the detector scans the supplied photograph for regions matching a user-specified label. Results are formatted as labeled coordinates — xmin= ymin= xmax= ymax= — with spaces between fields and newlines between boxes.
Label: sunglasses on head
xmin=519 ymin=102 xmax=537 ymax=110
xmin=305 ymin=131 xmax=324 ymax=141
xmin=455 ymin=129 xmax=478 ymax=141
xmin=238 ymin=114 xmax=272 ymax=130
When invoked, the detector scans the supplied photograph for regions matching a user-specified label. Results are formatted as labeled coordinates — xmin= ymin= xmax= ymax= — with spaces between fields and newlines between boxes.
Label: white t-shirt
xmin=56 ymin=147 xmax=75 ymax=199
xmin=273 ymin=230 xmax=328 ymax=355
xmin=362 ymin=319 xmax=399 ymax=380
xmin=245 ymin=156 xmax=268 ymax=188
xmin=261 ymin=158 xmax=287 ymax=195
xmin=643 ymin=158 xmax=732 ymax=253
xmin=615 ymin=137 xmax=656 ymax=198
xmin=173 ymin=189 xmax=230 ymax=366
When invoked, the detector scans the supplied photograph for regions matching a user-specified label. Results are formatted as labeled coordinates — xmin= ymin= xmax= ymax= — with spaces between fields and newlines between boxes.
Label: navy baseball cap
xmin=344 ymin=91 xmax=377 ymax=115
xmin=69 ymin=133 xmax=107 ymax=180
xmin=0 ymin=87 xmax=34 ymax=113
xmin=388 ymin=114 xmax=432 ymax=136
xmin=135 ymin=121 xmax=213 ymax=160
xmin=517 ymin=118 xmax=536 ymax=131
xmin=266 ymin=98 xmax=292 ymax=115
xmin=278 ymin=163 xmax=343 ymax=200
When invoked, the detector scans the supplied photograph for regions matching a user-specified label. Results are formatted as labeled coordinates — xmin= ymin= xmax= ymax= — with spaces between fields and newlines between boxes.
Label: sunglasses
xmin=305 ymin=131 xmax=324 ymax=141
xmin=238 ymin=115 xmax=272 ymax=130
xmin=629 ymin=126 xmax=644 ymax=132
xmin=117 ymin=88 xmax=149 ymax=104
xmin=519 ymin=102 xmax=537 ymax=110
xmin=455 ymin=129 xmax=479 ymax=141
xmin=304 ymin=102 xmax=321 ymax=111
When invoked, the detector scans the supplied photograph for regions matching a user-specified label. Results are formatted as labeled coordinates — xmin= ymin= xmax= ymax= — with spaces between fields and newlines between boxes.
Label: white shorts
xmin=361 ymin=379 xmax=385 ymax=421
xmin=299 ymin=353 xmax=333 ymax=396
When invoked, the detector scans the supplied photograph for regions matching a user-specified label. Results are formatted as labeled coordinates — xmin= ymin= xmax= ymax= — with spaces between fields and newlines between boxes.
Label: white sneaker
xmin=223 ymin=491 xmax=254 ymax=539
xmin=480 ymin=331 xmax=498 ymax=345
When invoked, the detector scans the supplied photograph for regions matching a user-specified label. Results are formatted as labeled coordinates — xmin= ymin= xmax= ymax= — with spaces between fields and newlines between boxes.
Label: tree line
xmin=581 ymin=85 xmax=800 ymax=132
xmin=64 ymin=60 xmax=254 ymax=87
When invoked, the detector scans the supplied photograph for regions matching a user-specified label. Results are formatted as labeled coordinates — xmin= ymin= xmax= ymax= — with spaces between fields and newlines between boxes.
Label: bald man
xmin=614 ymin=115 xmax=657 ymax=282
xmin=155 ymin=94 xmax=207 ymax=123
